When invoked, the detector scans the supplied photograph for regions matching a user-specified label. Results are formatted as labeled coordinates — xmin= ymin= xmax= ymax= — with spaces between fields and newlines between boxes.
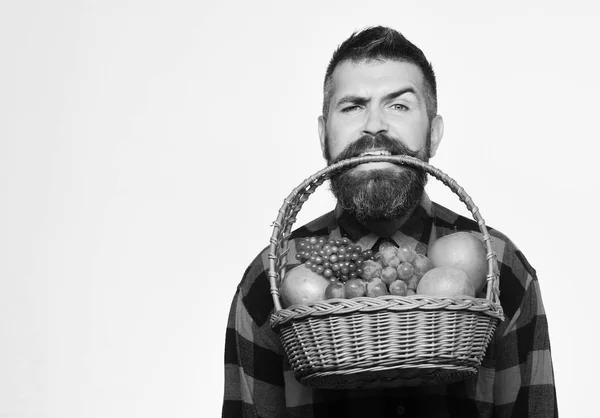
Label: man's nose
xmin=362 ymin=107 xmax=388 ymax=136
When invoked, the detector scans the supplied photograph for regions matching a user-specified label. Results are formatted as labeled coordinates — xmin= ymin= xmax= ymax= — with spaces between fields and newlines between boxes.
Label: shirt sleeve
xmin=493 ymin=251 xmax=558 ymax=417
xmin=222 ymin=256 xmax=287 ymax=418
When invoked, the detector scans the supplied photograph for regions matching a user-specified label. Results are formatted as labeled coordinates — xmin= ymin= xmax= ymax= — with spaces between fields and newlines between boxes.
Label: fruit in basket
xmin=416 ymin=266 xmax=476 ymax=297
xmin=405 ymin=274 xmax=421 ymax=291
xmin=378 ymin=244 xmax=400 ymax=268
xmin=366 ymin=278 xmax=389 ymax=297
xmin=396 ymin=262 xmax=414 ymax=280
xmin=361 ymin=260 xmax=383 ymax=281
xmin=380 ymin=266 xmax=398 ymax=285
xmin=295 ymin=236 xmax=375 ymax=282
xmin=427 ymin=232 xmax=488 ymax=292
xmin=345 ymin=278 xmax=367 ymax=298
xmin=389 ymin=279 xmax=408 ymax=296
xmin=280 ymin=264 xmax=331 ymax=307
xmin=397 ymin=243 xmax=417 ymax=264
xmin=412 ymin=253 xmax=433 ymax=277
xmin=325 ymin=280 xmax=346 ymax=299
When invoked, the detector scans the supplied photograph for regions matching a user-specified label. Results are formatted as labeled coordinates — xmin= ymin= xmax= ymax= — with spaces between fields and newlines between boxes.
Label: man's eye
xmin=341 ymin=105 xmax=361 ymax=113
xmin=391 ymin=104 xmax=409 ymax=111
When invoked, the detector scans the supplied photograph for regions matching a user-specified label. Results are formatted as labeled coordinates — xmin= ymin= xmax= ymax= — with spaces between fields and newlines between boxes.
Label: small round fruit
xmin=427 ymin=232 xmax=488 ymax=292
xmin=345 ymin=278 xmax=367 ymax=298
xmin=397 ymin=243 xmax=417 ymax=263
xmin=416 ymin=266 xmax=476 ymax=297
xmin=279 ymin=264 xmax=331 ymax=307
xmin=397 ymin=262 xmax=414 ymax=280
xmin=389 ymin=280 xmax=408 ymax=296
xmin=385 ymin=256 xmax=401 ymax=269
xmin=405 ymin=274 xmax=420 ymax=291
xmin=325 ymin=281 xmax=346 ymax=299
xmin=366 ymin=279 xmax=389 ymax=297
xmin=361 ymin=260 xmax=383 ymax=281
xmin=378 ymin=245 xmax=398 ymax=267
xmin=380 ymin=266 xmax=399 ymax=285
xmin=413 ymin=254 xmax=433 ymax=277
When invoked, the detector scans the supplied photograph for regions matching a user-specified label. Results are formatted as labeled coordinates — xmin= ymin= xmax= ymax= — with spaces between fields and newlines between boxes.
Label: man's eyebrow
xmin=383 ymin=87 xmax=419 ymax=101
xmin=335 ymin=95 xmax=370 ymax=107
xmin=335 ymin=87 xmax=419 ymax=108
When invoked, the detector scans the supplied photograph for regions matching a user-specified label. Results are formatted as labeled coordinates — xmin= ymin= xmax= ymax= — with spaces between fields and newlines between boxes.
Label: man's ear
xmin=428 ymin=114 xmax=444 ymax=158
xmin=318 ymin=115 xmax=327 ymax=160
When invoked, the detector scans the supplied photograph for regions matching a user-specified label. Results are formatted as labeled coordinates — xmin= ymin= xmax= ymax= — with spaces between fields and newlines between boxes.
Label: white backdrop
xmin=1 ymin=1 xmax=599 ymax=417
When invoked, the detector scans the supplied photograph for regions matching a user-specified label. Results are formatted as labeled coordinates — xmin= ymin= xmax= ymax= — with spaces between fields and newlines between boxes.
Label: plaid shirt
xmin=223 ymin=195 xmax=557 ymax=417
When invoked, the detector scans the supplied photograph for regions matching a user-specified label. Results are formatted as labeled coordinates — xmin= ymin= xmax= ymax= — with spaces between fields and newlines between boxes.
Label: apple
xmin=427 ymin=232 xmax=488 ymax=292
xmin=279 ymin=264 xmax=331 ymax=307
xmin=416 ymin=266 xmax=476 ymax=297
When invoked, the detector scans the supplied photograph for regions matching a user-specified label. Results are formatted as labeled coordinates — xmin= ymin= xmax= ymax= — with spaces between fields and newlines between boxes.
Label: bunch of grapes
xmin=294 ymin=236 xmax=435 ymax=300
xmin=295 ymin=236 xmax=375 ymax=282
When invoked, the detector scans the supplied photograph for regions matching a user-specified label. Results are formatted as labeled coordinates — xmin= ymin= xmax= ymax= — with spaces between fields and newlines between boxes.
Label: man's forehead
xmin=331 ymin=58 xmax=425 ymax=96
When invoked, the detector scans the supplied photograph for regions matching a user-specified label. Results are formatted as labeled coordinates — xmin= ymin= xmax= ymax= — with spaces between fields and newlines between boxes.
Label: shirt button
xmin=396 ymin=405 xmax=405 ymax=415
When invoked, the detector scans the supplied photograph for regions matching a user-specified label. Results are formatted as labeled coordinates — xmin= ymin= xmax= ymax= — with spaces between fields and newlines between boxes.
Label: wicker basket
xmin=268 ymin=155 xmax=504 ymax=389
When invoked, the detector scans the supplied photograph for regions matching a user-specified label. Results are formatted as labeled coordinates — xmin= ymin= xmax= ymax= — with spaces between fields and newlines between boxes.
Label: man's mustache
xmin=328 ymin=133 xmax=421 ymax=165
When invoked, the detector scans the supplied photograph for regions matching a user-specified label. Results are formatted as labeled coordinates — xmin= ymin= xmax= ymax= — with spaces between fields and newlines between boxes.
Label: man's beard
xmin=327 ymin=133 xmax=430 ymax=222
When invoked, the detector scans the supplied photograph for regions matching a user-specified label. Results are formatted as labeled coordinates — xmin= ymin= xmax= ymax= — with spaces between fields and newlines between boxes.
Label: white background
xmin=1 ymin=1 xmax=599 ymax=417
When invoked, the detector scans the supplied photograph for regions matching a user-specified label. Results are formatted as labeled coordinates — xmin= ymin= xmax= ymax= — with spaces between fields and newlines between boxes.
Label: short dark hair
xmin=322 ymin=26 xmax=437 ymax=121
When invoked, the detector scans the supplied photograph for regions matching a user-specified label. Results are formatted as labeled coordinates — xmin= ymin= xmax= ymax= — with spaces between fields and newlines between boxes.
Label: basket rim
xmin=267 ymin=155 xmax=504 ymax=320
xmin=271 ymin=294 xmax=503 ymax=329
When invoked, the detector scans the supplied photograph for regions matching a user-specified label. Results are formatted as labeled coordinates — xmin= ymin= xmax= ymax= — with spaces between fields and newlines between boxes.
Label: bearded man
xmin=223 ymin=26 xmax=557 ymax=417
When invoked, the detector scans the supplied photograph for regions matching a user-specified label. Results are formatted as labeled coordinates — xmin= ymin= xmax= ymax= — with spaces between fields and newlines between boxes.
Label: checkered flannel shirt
xmin=223 ymin=196 xmax=557 ymax=417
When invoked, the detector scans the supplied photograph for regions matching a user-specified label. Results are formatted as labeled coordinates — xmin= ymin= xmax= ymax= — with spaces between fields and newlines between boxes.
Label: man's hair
xmin=322 ymin=26 xmax=437 ymax=121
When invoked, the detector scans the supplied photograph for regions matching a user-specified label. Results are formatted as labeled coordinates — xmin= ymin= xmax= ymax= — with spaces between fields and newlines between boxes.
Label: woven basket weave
xmin=268 ymin=155 xmax=504 ymax=389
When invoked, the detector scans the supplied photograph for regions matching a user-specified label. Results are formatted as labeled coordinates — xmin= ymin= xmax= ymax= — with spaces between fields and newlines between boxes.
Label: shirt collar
xmin=332 ymin=194 xmax=435 ymax=253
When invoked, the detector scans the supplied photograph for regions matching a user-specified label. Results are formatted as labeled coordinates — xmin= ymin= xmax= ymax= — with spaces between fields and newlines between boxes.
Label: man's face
xmin=318 ymin=59 xmax=444 ymax=221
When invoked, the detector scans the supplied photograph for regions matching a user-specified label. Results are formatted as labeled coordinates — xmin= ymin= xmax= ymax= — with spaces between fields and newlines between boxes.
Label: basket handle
xmin=268 ymin=155 xmax=500 ymax=312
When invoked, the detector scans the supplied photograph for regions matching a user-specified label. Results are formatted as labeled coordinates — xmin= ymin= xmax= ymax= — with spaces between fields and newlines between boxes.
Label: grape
xmin=397 ymin=262 xmax=414 ymax=280
xmin=323 ymin=268 xmax=333 ymax=278
xmin=389 ymin=280 xmax=408 ymax=296
xmin=379 ymin=246 xmax=398 ymax=267
xmin=413 ymin=254 xmax=433 ymax=277
xmin=329 ymin=254 xmax=339 ymax=263
xmin=366 ymin=279 xmax=389 ymax=297
xmin=381 ymin=266 xmax=399 ymax=285
xmin=361 ymin=260 xmax=383 ymax=281
xmin=406 ymin=275 xmax=420 ymax=291
xmin=309 ymin=237 xmax=317 ymax=245
xmin=397 ymin=243 xmax=417 ymax=264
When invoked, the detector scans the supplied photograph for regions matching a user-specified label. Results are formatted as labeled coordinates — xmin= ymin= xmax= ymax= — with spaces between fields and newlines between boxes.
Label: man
xmin=223 ymin=26 xmax=557 ymax=417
